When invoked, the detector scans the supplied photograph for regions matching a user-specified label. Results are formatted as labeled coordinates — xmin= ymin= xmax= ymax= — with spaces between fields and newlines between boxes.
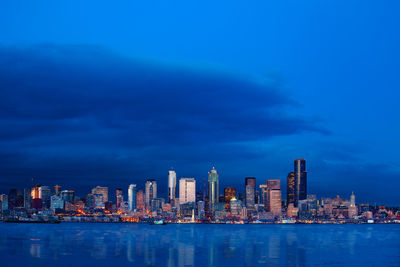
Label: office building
xmin=179 ymin=178 xmax=196 ymax=204
xmin=60 ymin=190 xmax=75 ymax=203
xmin=224 ymin=187 xmax=236 ymax=211
xmin=168 ymin=170 xmax=177 ymax=203
xmin=145 ymin=179 xmax=157 ymax=210
xmin=54 ymin=185 xmax=61 ymax=196
xmin=287 ymin=172 xmax=295 ymax=206
xmin=50 ymin=195 xmax=64 ymax=211
xmin=91 ymin=186 xmax=108 ymax=203
xmin=128 ymin=184 xmax=137 ymax=211
xmin=116 ymin=188 xmax=123 ymax=209
xmin=136 ymin=190 xmax=145 ymax=211
xmin=245 ymin=177 xmax=256 ymax=212
xmin=23 ymin=188 xmax=31 ymax=209
xmin=208 ymin=167 xmax=219 ymax=212
xmin=294 ymin=159 xmax=307 ymax=205
xmin=39 ymin=186 xmax=52 ymax=208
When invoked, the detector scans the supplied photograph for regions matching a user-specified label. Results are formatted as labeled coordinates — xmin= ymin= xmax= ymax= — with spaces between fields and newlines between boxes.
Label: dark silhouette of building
xmin=287 ymin=172 xmax=295 ymax=206
xmin=294 ymin=159 xmax=307 ymax=206
xmin=224 ymin=187 xmax=236 ymax=211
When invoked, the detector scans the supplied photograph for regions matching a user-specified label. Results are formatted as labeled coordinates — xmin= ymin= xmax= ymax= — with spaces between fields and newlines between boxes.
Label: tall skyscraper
xmin=23 ymin=188 xmax=31 ymax=209
xmin=208 ymin=167 xmax=219 ymax=211
xmin=286 ymin=172 xmax=295 ymax=206
xmin=294 ymin=159 xmax=307 ymax=206
xmin=245 ymin=177 xmax=256 ymax=212
xmin=128 ymin=184 xmax=137 ymax=211
xmin=179 ymin=178 xmax=196 ymax=204
xmin=54 ymin=185 xmax=61 ymax=196
xmin=39 ymin=186 xmax=52 ymax=208
xmin=136 ymin=190 xmax=145 ymax=211
xmin=266 ymin=179 xmax=281 ymax=215
xmin=224 ymin=187 xmax=236 ymax=211
xmin=91 ymin=186 xmax=108 ymax=203
xmin=145 ymin=179 xmax=157 ymax=210
xmin=348 ymin=191 xmax=357 ymax=218
xmin=116 ymin=188 xmax=123 ymax=209
xmin=168 ymin=170 xmax=177 ymax=203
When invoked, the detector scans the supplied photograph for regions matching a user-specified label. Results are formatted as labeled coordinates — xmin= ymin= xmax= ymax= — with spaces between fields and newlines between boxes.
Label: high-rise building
xmin=31 ymin=185 xmax=40 ymax=200
xmin=145 ymin=179 xmax=157 ymax=210
xmin=168 ymin=170 xmax=177 ymax=203
xmin=91 ymin=186 xmax=108 ymax=203
xmin=8 ymin=189 xmax=23 ymax=209
xmin=266 ymin=179 xmax=281 ymax=215
xmin=208 ymin=167 xmax=219 ymax=212
xmin=54 ymin=185 xmax=61 ymax=196
xmin=128 ymin=184 xmax=137 ymax=211
xmin=60 ymin=190 xmax=75 ymax=203
xmin=50 ymin=195 xmax=64 ymax=211
xmin=348 ymin=191 xmax=357 ymax=218
xmin=179 ymin=178 xmax=196 ymax=204
xmin=116 ymin=188 xmax=123 ymax=209
xmin=0 ymin=194 xmax=8 ymax=212
xmin=245 ymin=177 xmax=256 ymax=212
xmin=136 ymin=190 xmax=145 ymax=211
xmin=23 ymin=188 xmax=31 ymax=209
xmin=294 ymin=159 xmax=307 ymax=206
xmin=224 ymin=187 xmax=236 ymax=211
xmin=287 ymin=172 xmax=295 ymax=206
xmin=39 ymin=186 xmax=52 ymax=208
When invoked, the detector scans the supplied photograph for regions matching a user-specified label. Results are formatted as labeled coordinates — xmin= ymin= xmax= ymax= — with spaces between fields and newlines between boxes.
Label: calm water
xmin=0 ymin=223 xmax=399 ymax=266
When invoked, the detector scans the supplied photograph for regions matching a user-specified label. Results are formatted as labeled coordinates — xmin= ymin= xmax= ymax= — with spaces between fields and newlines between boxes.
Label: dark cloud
xmin=0 ymin=44 xmax=324 ymax=196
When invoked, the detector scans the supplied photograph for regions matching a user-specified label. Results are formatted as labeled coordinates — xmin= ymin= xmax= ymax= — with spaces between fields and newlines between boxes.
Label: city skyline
xmin=1 ymin=1 xmax=400 ymax=207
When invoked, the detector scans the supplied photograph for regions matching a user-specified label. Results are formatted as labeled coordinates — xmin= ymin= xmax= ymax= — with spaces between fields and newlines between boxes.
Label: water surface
xmin=0 ymin=223 xmax=399 ymax=266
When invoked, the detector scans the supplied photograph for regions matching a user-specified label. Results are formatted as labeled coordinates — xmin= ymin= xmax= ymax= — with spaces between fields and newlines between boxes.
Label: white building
xmin=168 ymin=170 xmax=177 ymax=202
xmin=179 ymin=178 xmax=196 ymax=204
xmin=128 ymin=184 xmax=137 ymax=211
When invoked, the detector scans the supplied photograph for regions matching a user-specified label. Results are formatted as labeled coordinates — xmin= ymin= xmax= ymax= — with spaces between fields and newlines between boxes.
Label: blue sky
xmin=0 ymin=1 xmax=399 ymax=205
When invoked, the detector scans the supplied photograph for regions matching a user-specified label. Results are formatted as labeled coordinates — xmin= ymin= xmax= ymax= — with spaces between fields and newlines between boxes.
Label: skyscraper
xmin=245 ymin=177 xmax=256 ymax=212
xmin=91 ymin=186 xmax=108 ymax=203
xmin=286 ymin=172 xmax=295 ymax=206
xmin=145 ymin=179 xmax=157 ymax=210
xmin=179 ymin=178 xmax=196 ymax=204
xmin=208 ymin=167 xmax=219 ymax=212
xmin=128 ymin=184 xmax=137 ymax=211
xmin=39 ymin=186 xmax=52 ymax=208
xmin=116 ymin=188 xmax=123 ymax=209
xmin=54 ymin=185 xmax=61 ymax=196
xmin=224 ymin=187 xmax=236 ymax=211
xmin=136 ymin=190 xmax=145 ymax=211
xmin=23 ymin=188 xmax=31 ymax=209
xmin=266 ymin=179 xmax=281 ymax=215
xmin=168 ymin=170 xmax=177 ymax=203
xmin=294 ymin=159 xmax=307 ymax=206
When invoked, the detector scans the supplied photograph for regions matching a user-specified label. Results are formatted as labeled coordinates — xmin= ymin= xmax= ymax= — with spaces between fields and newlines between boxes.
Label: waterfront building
xmin=50 ymin=195 xmax=64 ymax=211
xmin=136 ymin=190 xmax=145 ymax=211
xmin=264 ymin=179 xmax=281 ymax=216
xmin=245 ymin=177 xmax=256 ymax=213
xmin=224 ymin=187 xmax=236 ymax=211
xmin=180 ymin=202 xmax=196 ymax=217
xmin=230 ymin=197 xmax=242 ymax=216
xmin=39 ymin=186 xmax=52 ymax=208
xmin=168 ymin=169 xmax=177 ymax=203
xmin=93 ymin=194 xmax=105 ymax=209
xmin=294 ymin=159 xmax=307 ymax=206
xmin=197 ymin=200 xmax=205 ymax=218
xmin=208 ymin=167 xmax=219 ymax=212
xmin=287 ymin=172 xmax=295 ymax=205
xmin=145 ymin=179 xmax=157 ymax=210
xmin=151 ymin=198 xmax=164 ymax=213
xmin=91 ymin=186 xmax=108 ymax=203
xmin=116 ymin=188 xmax=123 ymax=209
xmin=286 ymin=203 xmax=298 ymax=218
xmin=128 ymin=184 xmax=137 ymax=211
xmin=8 ymin=188 xmax=23 ymax=209
xmin=179 ymin=178 xmax=196 ymax=204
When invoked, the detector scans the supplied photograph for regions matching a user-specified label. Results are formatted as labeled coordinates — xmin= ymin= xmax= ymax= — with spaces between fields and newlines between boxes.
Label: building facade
xmin=179 ymin=178 xmax=196 ymax=204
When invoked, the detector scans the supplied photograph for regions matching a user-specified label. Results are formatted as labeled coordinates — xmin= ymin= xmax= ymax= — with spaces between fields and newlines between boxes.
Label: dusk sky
xmin=0 ymin=1 xmax=399 ymax=205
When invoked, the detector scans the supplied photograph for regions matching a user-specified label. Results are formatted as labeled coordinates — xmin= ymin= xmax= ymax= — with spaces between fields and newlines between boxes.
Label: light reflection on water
xmin=0 ymin=223 xmax=399 ymax=266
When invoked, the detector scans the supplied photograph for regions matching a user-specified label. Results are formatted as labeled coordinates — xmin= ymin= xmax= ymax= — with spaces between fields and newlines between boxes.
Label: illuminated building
xmin=286 ymin=203 xmax=298 ymax=218
xmin=151 ymin=198 xmax=164 ymax=213
xmin=93 ymin=194 xmax=104 ymax=209
xmin=128 ymin=184 xmax=137 ymax=211
xmin=197 ymin=200 xmax=205 ymax=218
xmin=294 ymin=159 xmax=307 ymax=206
xmin=0 ymin=194 xmax=8 ymax=212
xmin=265 ymin=179 xmax=281 ymax=215
xmin=224 ymin=187 xmax=236 ymax=211
xmin=31 ymin=185 xmax=40 ymax=199
xmin=91 ymin=186 xmax=108 ymax=203
xmin=23 ymin=188 xmax=31 ymax=209
xmin=60 ymin=190 xmax=75 ymax=203
xmin=208 ymin=166 xmax=219 ymax=212
xmin=179 ymin=178 xmax=196 ymax=204
xmin=50 ymin=195 xmax=64 ymax=211
xmin=230 ymin=197 xmax=242 ymax=216
xmin=136 ymin=190 xmax=145 ymax=211
xmin=54 ymin=185 xmax=61 ymax=196
xmin=245 ymin=177 xmax=256 ymax=213
xmin=287 ymin=172 xmax=295 ymax=206
xmin=86 ymin=194 xmax=95 ymax=209
xmin=145 ymin=179 xmax=157 ymax=210
xmin=168 ymin=169 xmax=177 ymax=203
xmin=39 ymin=186 xmax=52 ymax=208
xmin=348 ymin=192 xmax=357 ymax=218
xmin=116 ymin=188 xmax=123 ymax=209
